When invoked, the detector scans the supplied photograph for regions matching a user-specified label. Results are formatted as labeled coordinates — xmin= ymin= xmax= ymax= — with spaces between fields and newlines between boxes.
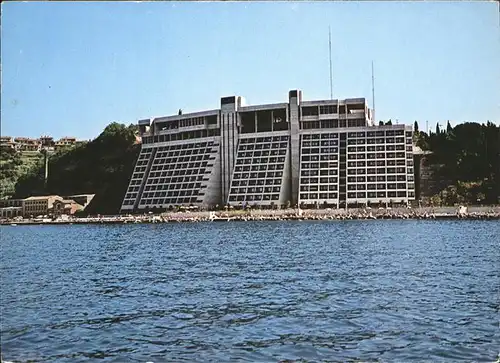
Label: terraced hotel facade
xmin=120 ymin=90 xmax=415 ymax=212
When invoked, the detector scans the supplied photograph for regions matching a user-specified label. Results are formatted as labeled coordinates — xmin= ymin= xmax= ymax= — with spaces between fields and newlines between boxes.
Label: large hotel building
xmin=120 ymin=90 xmax=415 ymax=212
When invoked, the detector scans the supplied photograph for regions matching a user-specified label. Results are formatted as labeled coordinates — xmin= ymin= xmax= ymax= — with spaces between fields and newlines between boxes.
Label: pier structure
xmin=120 ymin=90 xmax=415 ymax=213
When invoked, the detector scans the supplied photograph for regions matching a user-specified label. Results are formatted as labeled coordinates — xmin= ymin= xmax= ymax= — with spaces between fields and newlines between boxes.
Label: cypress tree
xmin=447 ymin=120 xmax=452 ymax=133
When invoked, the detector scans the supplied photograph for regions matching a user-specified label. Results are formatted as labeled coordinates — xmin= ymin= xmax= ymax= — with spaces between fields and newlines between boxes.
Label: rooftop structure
xmin=121 ymin=90 xmax=414 ymax=212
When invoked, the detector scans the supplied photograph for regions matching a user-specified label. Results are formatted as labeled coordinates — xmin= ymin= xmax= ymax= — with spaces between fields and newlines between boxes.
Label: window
xmin=319 ymin=105 xmax=337 ymax=114
xmin=302 ymin=106 xmax=319 ymax=116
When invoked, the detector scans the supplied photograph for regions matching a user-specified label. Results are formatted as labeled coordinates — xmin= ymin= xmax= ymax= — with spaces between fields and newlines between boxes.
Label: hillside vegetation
xmin=413 ymin=121 xmax=499 ymax=205
xmin=0 ymin=149 xmax=44 ymax=200
xmin=11 ymin=123 xmax=140 ymax=215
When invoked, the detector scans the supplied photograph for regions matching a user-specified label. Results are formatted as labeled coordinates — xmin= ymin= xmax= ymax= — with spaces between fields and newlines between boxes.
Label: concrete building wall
xmin=288 ymin=90 xmax=301 ymax=206
xmin=122 ymin=137 xmax=222 ymax=211
xmin=121 ymin=90 xmax=416 ymax=212
xmin=297 ymin=131 xmax=340 ymax=207
xmin=227 ymin=131 xmax=290 ymax=207
xmin=201 ymin=145 xmax=222 ymax=208
xmin=344 ymin=125 xmax=415 ymax=205
xmin=220 ymin=97 xmax=240 ymax=204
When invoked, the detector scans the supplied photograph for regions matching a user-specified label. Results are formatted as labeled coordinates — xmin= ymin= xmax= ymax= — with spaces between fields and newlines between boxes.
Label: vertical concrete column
xmin=288 ymin=90 xmax=301 ymax=206
xmin=43 ymin=150 xmax=49 ymax=189
xmin=220 ymin=96 xmax=240 ymax=205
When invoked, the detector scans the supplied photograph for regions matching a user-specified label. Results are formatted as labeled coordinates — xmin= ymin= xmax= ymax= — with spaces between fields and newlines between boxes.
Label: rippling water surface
xmin=1 ymin=221 xmax=499 ymax=362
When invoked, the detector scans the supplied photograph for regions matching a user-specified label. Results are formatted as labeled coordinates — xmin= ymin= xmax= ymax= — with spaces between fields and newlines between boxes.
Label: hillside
xmin=12 ymin=123 xmax=140 ymax=215
xmin=0 ymin=148 xmax=44 ymax=200
xmin=413 ymin=121 xmax=499 ymax=205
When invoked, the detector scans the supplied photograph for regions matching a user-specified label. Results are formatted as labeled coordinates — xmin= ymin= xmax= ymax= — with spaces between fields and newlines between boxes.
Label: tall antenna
xmin=371 ymin=60 xmax=376 ymax=124
xmin=329 ymin=26 xmax=333 ymax=100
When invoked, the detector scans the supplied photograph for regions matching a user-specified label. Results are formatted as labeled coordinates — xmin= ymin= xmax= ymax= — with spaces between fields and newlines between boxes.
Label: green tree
xmin=430 ymin=194 xmax=442 ymax=206
xmin=0 ymin=146 xmax=43 ymax=199
xmin=414 ymin=121 xmax=419 ymax=133
xmin=418 ymin=121 xmax=499 ymax=204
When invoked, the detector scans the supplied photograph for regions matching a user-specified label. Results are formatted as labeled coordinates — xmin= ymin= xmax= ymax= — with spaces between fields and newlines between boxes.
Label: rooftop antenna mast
xmin=329 ymin=26 xmax=333 ymax=100
xmin=371 ymin=60 xmax=376 ymax=125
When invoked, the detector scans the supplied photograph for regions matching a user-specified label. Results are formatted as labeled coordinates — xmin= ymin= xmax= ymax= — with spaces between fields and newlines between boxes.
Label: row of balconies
xmin=231 ymin=186 xmax=282 ymax=194
xmin=232 ymin=178 xmax=283 ymax=187
xmin=228 ymin=194 xmax=281 ymax=202
xmin=299 ymin=191 xmax=414 ymax=200
xmin=346 ymin=160 xmax=411 ymax=166
xmin=300 ymin=113 xmax=368 ymax=122
xmin=300 ymin=184 xmax=415 ymax=193
xmin=347 ymin=166 xmax=413 ymax=172
xmin=233 ymin=172 xmax=284 ymax=180
xmin=138 ymin=197 xmax=201 ymax=207
xmin=347 ymin=138 xmax=410 ymax=145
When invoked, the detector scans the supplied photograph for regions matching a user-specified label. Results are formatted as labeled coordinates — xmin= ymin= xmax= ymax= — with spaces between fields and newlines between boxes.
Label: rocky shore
xmin=1 ymin=206 xmax=499 ymax=226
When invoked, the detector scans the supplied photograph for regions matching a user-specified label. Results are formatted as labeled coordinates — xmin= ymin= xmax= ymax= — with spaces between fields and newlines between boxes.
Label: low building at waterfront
xmin=52 ymin=198 xmax=84 ymax=216
xmin=23 ymin=195 xmax=62 ymax=217
xmin=0 ymin=194 xmax=94 ymax=219
xmin=0 ymin=199 xmax=24 ymax=208
xmin=62 ymin=194 xmax=95 ymax=208
xmin=0 ymin=206 xmax=23 ymax=219
xmin=0 ymin=199 xmax=24 ymax=218
xmin=121 ymin=89 xmax=415 ymax=212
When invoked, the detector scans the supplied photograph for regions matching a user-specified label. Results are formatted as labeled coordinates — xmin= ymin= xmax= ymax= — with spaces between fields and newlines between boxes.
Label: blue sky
xmin=1 ymin=1 xmax=499 ymax=140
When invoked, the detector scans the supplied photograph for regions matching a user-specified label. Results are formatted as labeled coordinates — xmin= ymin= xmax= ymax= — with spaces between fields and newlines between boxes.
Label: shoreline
xmin=2 ymin=207 xmax=499 ymax=226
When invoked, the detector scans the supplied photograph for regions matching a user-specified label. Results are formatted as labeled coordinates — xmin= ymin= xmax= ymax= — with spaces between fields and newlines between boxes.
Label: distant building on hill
xmin=40 ymin=136 xmax=54 ymax=147
xmin=54 ymin=136 xmax=78 ymax=151
xmin=0 ymin=136 xmax=16 ymax=149
xmin=0 ymin=135 xmax=83 ymax=153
